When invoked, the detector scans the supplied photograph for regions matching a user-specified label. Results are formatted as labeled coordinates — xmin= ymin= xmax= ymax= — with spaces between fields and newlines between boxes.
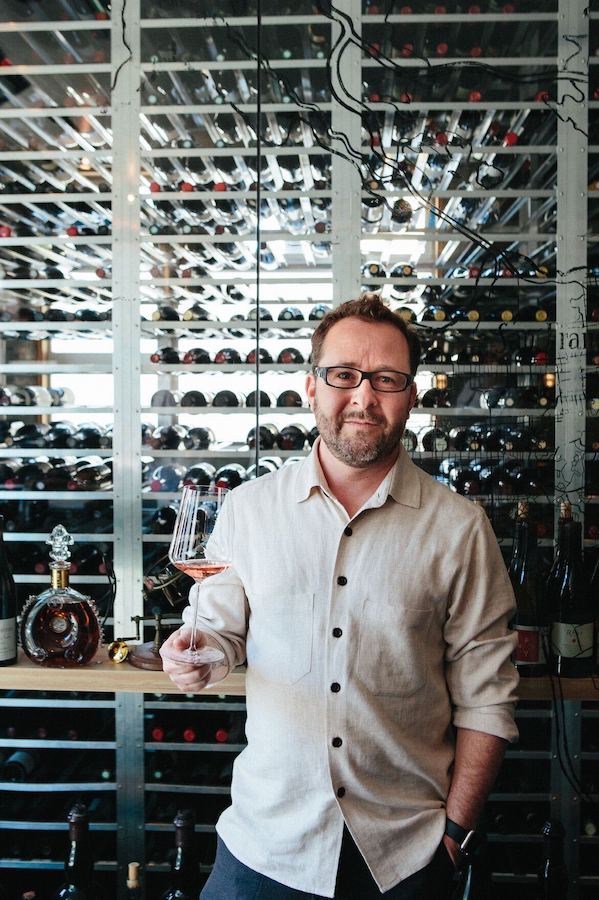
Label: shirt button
xmin=331 ymin=682 xmax=341 ymax=693
xmin=332 ymin=737 xmax=343 ymax=748
xmin=337 ymin=787 xmax=346 ymax=798
xmin=332 ymin=627 xmax=343 ymax=638
xmin=344 ymin=526 xmax=353 ymax=537
xmin=337 ymin=576 xmax=347 ymax=586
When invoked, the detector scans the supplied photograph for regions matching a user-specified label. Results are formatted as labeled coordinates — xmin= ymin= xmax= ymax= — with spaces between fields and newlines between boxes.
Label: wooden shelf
xmin=1 ymin=650 xmax=598 ymax=701
xmin=0 ymin=648 xmax=246 ymax=696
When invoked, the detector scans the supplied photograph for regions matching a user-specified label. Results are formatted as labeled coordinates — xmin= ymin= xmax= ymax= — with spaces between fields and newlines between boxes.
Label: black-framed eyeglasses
xmin=313 ymin=366 xmax=414 ymax=393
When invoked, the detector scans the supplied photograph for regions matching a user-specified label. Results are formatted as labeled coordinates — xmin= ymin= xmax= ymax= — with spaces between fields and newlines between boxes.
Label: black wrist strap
xmin=444 ymin=818 xmax=469 ymax=844
xmin=444 ymin=817 xmax=483 ymax=859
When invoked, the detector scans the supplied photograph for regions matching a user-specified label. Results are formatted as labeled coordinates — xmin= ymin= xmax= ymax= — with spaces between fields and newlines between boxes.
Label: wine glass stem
xmin=189 ymin=592 xmax=198 ymax=653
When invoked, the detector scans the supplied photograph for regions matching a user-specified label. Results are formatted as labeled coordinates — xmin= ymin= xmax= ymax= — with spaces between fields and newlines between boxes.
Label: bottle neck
xmin=510 ymin=519 xmax=534 ymax=577
xmin=64 ymin=824 xmax=94 ymax=885
xmin=50 ymin=565 xmax=69 ymax=590
xmin=562 ymin=520 xmax=584 ymax=583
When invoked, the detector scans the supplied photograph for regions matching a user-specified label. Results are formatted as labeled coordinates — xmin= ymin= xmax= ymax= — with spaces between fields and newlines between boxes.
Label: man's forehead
xmin=321 ymin=318 xmax=409 ymax=354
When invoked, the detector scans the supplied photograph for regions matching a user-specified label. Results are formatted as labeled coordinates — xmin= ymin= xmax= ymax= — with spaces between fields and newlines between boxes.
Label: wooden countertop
xmin=0 ymin=648 xmax=246 ymax=695
xmin=1 ymin=649 xmax=598 ymax=701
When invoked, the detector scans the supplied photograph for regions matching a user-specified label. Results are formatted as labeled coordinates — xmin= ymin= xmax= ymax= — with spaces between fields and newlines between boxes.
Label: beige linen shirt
xmin=183 ymin=439 xmax=519 ymax=897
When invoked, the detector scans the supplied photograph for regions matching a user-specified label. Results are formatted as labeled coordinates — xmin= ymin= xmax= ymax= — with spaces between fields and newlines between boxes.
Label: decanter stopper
xmin=47 ymin=524 xmax=74 ymax=568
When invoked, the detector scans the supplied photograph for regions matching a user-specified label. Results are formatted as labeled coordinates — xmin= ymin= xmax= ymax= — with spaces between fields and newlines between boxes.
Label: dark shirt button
xmin=332 ymin=737 xmax=343 ymax=748
xmin=331 ymin=682 xmax=341 ymax=693
xmin=332 ymin=627 xmax=343 ymax=638
xmin=337 ymin=787 xmax=346 ymax=798
xmin=344 ymin=526 xmax=353 ymax=537
xmin=337 ymin=576 xmax=347 ymax=586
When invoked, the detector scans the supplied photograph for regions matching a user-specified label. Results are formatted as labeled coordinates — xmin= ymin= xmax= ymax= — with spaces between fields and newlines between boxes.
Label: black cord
xmin=111 ymin=0 xmax=133 ymax=93
xmin=254 ymin=0 xmax=262 ymax=478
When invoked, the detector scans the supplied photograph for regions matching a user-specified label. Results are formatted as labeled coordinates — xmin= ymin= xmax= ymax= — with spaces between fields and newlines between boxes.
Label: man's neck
xmin=316 ymin=440 xmax=400 ymax=519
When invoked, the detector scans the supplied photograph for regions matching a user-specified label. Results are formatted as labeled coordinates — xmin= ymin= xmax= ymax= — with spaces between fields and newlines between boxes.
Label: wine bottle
xmin=148 ymin=465 xmax=186 ymax=493
xmin=419 ymin=375 xmax=452 ymax=407
xmin=213 ymin=389 xmax=244 ymax=407
xmin=509 ymin=501 xmax=547 ymax=677
xmin=421 ymin=427 xmax=450 ymax=452
xmin=2 ymin=749 xmax=40 ymax=782
xmin=150 ymin=347 xmax=180 ymax=365
xmin=182 ymin=347 xmax=211 ymax=364
xmin=67 ymin=463 xmax=112 ymax=491
xmin=69 ymin=545 xmax=105 ymax=576
xmin=183 ymin=463 xmax=216 ymax=488
xmin=159 ymin=810 xmax=201 ymax=900
xmin=214 ymin=347 xmax=242 ymax=364
xmin=182 ymin=426 xmax=214 ymax=450
xmin=276 ymin=424 xmax=308 ymax=451
xmin=246 ymin=348 xmax=274 ymax=365
xmin=215 ymin=464 xmax=247 ymax=490
xmin=66 ymin=423 xmax=107 ymax=450
xmin=146 ymin=506 xmax=178 ymax=535
xmin=0 ymin=519 xmax=17 ymax=666
xmin=309 ymin=303 xmax=331 ymax=320
xmin=246 ymin=390 xmax=276 ymax=408
xmin=46 ymin=422 xmax=78 ymax=448
xmin=277 ymin=347 xmax=305 ymax=364
xmin=537 ymin=820 xmax=568 ymax=899
xmin=247 ymin=424 xmax=279 ymax=450
xmin=180 ymin=390 xmax=212 ymax=407
xmin=401 ymin=429 xmax=418 ymax=452
xmin=278 ymin=306 xmax=305 ymax=322
xmin=548 ymin=512 xmax=595 ymax=677
xmin=149 ymin=425 xmax=187 ymax=450
xmin=276 ymin=389 xmax=304 ymax=408
xmin=448 ymin=464 xmax=482 ymax=496
xmin=52 ymin=802 xmax=101 ymax=899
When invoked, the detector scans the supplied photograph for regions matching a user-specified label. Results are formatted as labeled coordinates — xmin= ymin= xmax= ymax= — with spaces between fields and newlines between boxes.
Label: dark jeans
xmin=200 ymin=827 xmax=457 ymax=899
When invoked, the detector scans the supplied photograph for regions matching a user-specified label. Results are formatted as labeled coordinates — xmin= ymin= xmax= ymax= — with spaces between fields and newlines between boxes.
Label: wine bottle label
xmin=0 ymin=617 xmax=16 ymax=660
xmin=551 ymin=622 xmax=594 ymax=659
xmin=515 ymin=625 xmax=547 ymax=666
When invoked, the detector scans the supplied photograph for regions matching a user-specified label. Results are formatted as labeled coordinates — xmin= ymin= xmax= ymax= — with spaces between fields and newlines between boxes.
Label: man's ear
xmin=407 ymin=380 xmax=418 ymax=413
xmin=305 ymin=371 xmax=316 ymax=411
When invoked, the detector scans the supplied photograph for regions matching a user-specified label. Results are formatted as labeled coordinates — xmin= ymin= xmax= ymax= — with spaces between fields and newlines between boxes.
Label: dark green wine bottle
xmin=160 ymin=809 xmax=200 ymax=900
xmin=0 ymin=515 xmax=17 ymax=666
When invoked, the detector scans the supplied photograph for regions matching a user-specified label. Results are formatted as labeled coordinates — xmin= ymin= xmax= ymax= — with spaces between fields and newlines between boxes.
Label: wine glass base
xmin=160 ymin=645 xmax=225 ymax=667
xmin=128 ymin=641 xmax=165 ymax=671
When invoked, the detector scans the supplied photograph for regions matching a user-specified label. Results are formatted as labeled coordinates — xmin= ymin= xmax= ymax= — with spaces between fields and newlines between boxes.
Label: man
xmin=161 ymin=293 xmax=519 ymax=899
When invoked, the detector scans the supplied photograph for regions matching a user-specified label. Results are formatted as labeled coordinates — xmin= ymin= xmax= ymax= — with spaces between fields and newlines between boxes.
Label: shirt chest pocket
xmin=356 ymin=601 xmax=433 ymax=697
xmin=247 ymin=592 xmax=314 ymax=685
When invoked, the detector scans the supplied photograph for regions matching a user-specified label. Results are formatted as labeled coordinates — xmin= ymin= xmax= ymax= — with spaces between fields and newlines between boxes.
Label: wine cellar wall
xmin=0 ymin=0 xmax=598 ymax=896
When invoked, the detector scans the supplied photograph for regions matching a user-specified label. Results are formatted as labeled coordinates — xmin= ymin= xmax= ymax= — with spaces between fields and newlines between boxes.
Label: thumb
xmin=171 ymin=627 xmax=192 ymax=649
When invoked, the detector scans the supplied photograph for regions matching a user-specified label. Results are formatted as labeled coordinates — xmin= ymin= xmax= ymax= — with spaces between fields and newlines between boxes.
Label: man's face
xmin=305 ymin=317 xmax=417 ymax=468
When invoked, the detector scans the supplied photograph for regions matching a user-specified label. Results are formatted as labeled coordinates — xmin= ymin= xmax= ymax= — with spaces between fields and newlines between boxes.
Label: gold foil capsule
xmin=108 ymin=640 xmax=129 ymax=663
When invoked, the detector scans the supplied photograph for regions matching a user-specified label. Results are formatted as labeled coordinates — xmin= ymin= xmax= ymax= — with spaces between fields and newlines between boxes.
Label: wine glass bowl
xmin=161 ymin=486 xmax=229 ymax=667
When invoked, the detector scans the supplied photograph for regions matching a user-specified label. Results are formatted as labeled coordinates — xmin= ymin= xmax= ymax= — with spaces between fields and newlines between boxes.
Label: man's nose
xmin=349 ymin=376 xmax=379 ymax=405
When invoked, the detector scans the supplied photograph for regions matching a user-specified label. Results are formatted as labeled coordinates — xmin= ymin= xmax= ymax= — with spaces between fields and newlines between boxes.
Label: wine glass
xmin=162 ymin=485 xmax=230 ymax=666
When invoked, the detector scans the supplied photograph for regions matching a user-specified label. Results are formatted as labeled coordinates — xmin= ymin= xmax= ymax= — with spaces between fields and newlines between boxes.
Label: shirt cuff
xmin=453 ymin=705 xmax=519 ymax=744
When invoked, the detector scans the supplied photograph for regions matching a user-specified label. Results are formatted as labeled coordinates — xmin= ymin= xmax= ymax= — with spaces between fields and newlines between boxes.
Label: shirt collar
xmin=294 ymin=437 xmax=421 ymax=509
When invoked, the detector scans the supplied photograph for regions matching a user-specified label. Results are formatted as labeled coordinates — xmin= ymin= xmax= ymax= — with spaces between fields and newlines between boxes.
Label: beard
xmin=313 ymin=396 xmax=408 ymax=468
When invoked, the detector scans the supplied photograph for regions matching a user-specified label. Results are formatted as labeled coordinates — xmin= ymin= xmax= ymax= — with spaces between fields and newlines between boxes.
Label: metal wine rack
xmin=0 ymin=0 xmax=597 ymax=896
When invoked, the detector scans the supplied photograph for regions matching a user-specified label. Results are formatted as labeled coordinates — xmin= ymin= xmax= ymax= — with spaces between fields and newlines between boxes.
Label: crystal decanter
xmin=20 ymin=525 xmax=102 ymax=667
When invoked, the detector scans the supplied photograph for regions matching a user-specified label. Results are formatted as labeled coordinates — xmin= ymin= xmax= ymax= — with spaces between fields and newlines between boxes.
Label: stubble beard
xmin=313 ymin=396 xmax=408 ymax=468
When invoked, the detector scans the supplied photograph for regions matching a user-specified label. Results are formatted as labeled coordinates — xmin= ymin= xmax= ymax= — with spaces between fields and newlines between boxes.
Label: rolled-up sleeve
xmin=444 ymin=508 xmax=519 ymax=743
xmin=181 ymin=492 xmax=248 ymax=672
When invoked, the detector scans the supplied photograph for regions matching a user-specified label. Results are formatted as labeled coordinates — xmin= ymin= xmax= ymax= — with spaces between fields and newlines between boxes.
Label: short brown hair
xmin=311 ymin=292 xmax=421 ymax=375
